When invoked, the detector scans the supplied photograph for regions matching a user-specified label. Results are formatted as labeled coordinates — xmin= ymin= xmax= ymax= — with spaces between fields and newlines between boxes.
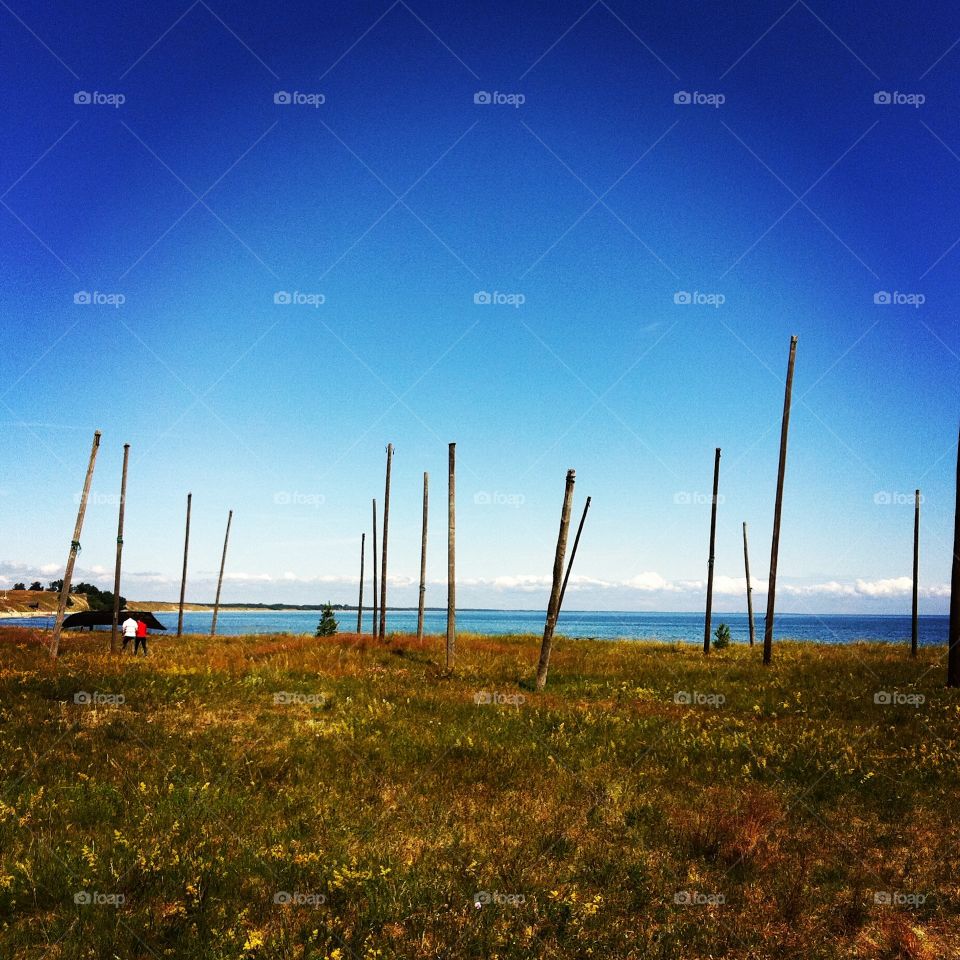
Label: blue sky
xmin=1 ymin=0 xmax=958 ymax=613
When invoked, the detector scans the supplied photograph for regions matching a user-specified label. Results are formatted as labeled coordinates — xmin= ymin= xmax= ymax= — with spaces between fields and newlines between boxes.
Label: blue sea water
xmin=3 ymin=609 xmax=949 ymax=645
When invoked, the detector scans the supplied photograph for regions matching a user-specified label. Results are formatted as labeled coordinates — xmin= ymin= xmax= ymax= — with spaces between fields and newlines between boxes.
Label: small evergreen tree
xmin=316 ymin=603 xmax=338 ymax=637
xmin=714 ymin=623 xmax=731 ymax=649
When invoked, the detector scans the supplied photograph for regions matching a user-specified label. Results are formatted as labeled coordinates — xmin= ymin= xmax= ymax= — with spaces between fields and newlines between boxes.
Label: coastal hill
xmin=0 ymin=589 xmax=90 ymax=616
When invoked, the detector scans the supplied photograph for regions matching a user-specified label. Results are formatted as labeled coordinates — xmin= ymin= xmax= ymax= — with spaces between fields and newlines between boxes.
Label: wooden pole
xmin=50 ymin=430 xmax=101 ymax=658
xmin=703 ymin=448 xmax=721 ymax=654
xmin=948 ymin=425 xmax=960 ymax=687
xmin=536 ymin=469 xmax=576 ymax=691
xmin=357 ymin=532 xmax=365 ymax=634
xmin=742 ymin=522 xmax=755 ymax=648
xmin=446 ymin=443 xmax=456 ymax=671
xmin=379 ymin=443 xmax=393 ymax=640
xmin=210 ymin=509 xmax=233 ymax=636
xmin=371 ymin=498 xmax=378 ymax=637
xmin=417 ymin=471 xmax=429 ymax=642
xmin=557 ymin=495 xmax=591 ymax=615
xmin=912 ymin=489 xmax=920 ymax=658
xmin=110 ymin=443 xmax=130 ymax=654
xmin=763 ymin=335 xmax=798 ymax=666
xmin=177 ymin=493 xmax=192 ymax=638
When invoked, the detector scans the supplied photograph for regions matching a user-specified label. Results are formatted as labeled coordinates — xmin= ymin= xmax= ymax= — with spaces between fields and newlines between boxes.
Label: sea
xmin=2 ymin=609 xmax=949 ymax=646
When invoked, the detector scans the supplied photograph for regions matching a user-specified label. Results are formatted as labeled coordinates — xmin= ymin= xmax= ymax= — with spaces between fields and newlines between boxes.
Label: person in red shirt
xmin=134 ymin=618 xmax=148 ymax=656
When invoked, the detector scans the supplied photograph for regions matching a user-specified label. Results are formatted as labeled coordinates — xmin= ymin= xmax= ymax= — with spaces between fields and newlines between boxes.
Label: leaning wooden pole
xmin=912 ymin=489 xmax=920 ymax=658
xmin=417 ymin=471 xmax=429 ymax=642
xmin=948 ymin=425 xmax=960 ymax=688
xmin=536 ymin=469 xmax=576 ymax=691
xmin=210 ymin=509 xmax=233 ymax=636
xmin=177 ymin=493 xmax=192 ymax=638
xmin=379 ymin=443 xmax=393 ymax=640
xmin=357 ymin=532 xmax=365 ymax=634
xmin=742 ymin=522 xmax=756 ymax=648
xmin=446 ymin=443 xmax=456 ymax=671
xmin=703 ymin=447 xmax=721 ymax=654
xmin=110 ymin=443 xmax=130 ymax=654
xmin=50 ymin=430 xmax=101 ymax=658
xmin=371 ymin=498 xmax=378 ymax=637
xmin=763 ymin=335 xmax=798 ymax=666
xmin=557 ymin=495 xmax=591 ymax=614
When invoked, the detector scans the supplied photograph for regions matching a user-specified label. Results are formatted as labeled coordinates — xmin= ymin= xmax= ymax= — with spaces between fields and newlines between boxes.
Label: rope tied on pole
xmin=71 ymin=540 xmax=82 ymax=553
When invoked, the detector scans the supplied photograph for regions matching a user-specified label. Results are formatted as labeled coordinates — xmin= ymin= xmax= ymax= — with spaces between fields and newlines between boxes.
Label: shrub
xmin=316 ymin=603 xmax=338 ymax=637
xmin=714 ymin=623 xmax=731 ymax=649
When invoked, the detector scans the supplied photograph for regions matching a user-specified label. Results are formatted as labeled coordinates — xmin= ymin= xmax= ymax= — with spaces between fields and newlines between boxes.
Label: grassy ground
xmin=0 ymin=625 xmax=957 ymax=959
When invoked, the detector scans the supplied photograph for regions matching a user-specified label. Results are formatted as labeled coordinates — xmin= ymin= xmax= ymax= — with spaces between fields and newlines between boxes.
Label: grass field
xmin=1 ymin=625 xmax=957 ymax=959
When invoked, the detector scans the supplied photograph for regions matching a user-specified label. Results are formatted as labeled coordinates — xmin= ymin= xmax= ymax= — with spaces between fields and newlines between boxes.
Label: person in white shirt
xmin=121 ymin=615 xmax=138 ymax=652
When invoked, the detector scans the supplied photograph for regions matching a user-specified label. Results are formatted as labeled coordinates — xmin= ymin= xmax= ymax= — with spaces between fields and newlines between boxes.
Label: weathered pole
xmin=177 ymin=493 xmax=192 ymax=638
xmin=742 ymin=522 xmax=755 ymax=648
xmin=210 ymin=509 xmax=233 ymax=636
xmin=371 ymin=498 xmax=378 ymax=637
xmin=536 ymin=469 xmax=576 ymax=691
xmin=446 ymin=443 xmax=456 ymax=671
xmin=50 ymin=430 xmax=101 ymax=658
xmin=379 ymin=443 xmax=393 ymax=640
xmin=912 ymin=489 xmax=920 ymax=658
xmin=357 ymin=532 xmax=365 ymax=634
xmin=703 ymin=448 xmax=721 ymax=654
xmin=417 ymin=471 xmax=429 ymax=642
xmin=948 ymin=425 xmax=960 ymax=688
xmin=110 ymin=443 xmax=130 ymax=654
xmin=557 ymin=495 xmax=591 ymax=614
xmin=763 ymin=335 xmax=798 ymax=666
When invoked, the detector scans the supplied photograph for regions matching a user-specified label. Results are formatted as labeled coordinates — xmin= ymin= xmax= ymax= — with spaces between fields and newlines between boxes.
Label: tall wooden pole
xmin=210 ymin=509 xmax=233 ymax=636
xmin=50 ymin=430 xmax=101 ymax=658
xmin=703 ymin=448 xmax=721 ymax=654
xmin=417 ymin=471 xmax=429 ymax=642
xmin=371 ymin=498 xmax=378 ymax=637
xmin=177 ymin=493 xmax=192 ymax=638
xmin=110 ymin=443 xmax=130 ymax=654
xmin=357 ymin=532 xmax=365 ymax=634
xmin=557 ymin=495 xmax=591 ymax=614
xmin=948 ymin=425 xmax=960 ymax=687
xmin=912 ymin=489 xmax=920 ymax=658
xmin=536 ymin=469 xmax=576 ymax=691
xmin=379 ymin=443 xmax=393 ymax=640
xmin=742 ymin=522 xmax=755 ymax=648
xmin=763 ymin=335 xmax=798 ymax=666
xmin=446 ymin=443 xmax=456 ymax=671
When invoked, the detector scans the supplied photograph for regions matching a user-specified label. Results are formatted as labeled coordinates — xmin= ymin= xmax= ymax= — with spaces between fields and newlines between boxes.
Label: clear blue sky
xmin=1 ymin=0 xmax=958 ymax=613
